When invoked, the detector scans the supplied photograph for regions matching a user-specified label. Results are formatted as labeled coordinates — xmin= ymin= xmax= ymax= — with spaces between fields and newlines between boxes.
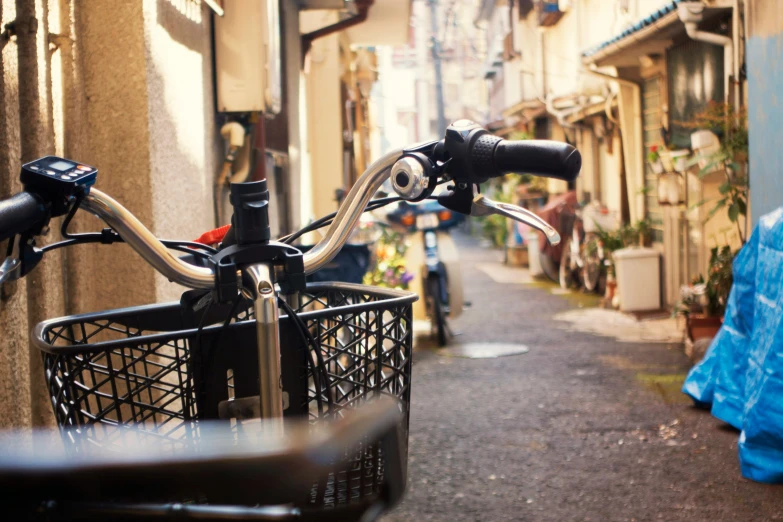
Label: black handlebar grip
xmin=492 ymin=139 xmax=581 ymax=182
xmin=0 ymin=192 xmax=49 ymax=242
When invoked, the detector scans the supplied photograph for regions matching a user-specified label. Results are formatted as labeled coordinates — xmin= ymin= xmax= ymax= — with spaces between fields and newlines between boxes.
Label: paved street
xmin=384 ymin=232 xmax=783 ymax=522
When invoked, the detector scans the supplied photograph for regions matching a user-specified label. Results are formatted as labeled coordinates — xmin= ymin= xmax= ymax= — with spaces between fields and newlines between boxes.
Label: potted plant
xmin=648 ymin=145 xmax=664 ymax=174
xmin=659 ymin=147 xmax=690 ymax=172
xmin=682 ymin=102 xmax=749 ymax=245
xmin=677 ymin=245 xmax=734 ymax=341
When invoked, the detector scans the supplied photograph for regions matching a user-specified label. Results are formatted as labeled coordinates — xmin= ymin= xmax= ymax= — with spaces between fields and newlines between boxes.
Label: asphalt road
xmin=382 ymin=232 xmax=783 ymax=522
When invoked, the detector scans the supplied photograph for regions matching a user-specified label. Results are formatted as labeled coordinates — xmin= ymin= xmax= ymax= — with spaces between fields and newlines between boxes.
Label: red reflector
xmin=194 ymin=224 xmax=231 ymax=246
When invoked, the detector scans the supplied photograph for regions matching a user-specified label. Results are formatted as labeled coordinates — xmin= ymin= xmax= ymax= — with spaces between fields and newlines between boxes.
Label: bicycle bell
xmin=390 ymin=154 xmax=436 ymax=202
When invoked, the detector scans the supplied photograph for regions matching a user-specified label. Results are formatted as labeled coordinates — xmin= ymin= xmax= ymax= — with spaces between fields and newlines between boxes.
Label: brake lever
xmin=0 ymin=238 xmax=22 ymax=286
xmin=471 ymin=194 xmax=561 ymax=246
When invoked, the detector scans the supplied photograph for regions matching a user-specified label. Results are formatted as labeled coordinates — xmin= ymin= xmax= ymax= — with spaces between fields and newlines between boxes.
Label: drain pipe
xmin=677 ymin=2 xmax=734 ymax=104
xmin=214 ymin=122 xmax=247 ymax=226
xmin=544 ymin=96 xmax=582 ymax=129
xmin=301 ymin=0 xmax=374 ymax=60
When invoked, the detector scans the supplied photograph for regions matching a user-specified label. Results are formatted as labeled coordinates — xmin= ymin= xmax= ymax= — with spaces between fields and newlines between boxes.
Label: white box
xmin=614 ymin=247 xmax=661 ymax=312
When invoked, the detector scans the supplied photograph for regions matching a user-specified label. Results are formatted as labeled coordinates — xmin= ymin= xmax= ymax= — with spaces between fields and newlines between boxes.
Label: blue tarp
xmin=682 ymin=207 xmax=783 ymax=483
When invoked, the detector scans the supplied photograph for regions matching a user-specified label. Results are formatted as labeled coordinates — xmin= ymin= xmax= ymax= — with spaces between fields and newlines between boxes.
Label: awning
xmin=581 ymin=1 xmax=731 ymax=67
xmin=485 ymin=118 xmax=518 ymax=138
xmin=564 ymin=97 xmax=618 ymax=125
xmin=581 ymin=1 xmax=683 ymax=66
xmin=345 ymin=0 xmax=413 ymax=46
xmin=501 ymin=99 xmax=546 ymax=123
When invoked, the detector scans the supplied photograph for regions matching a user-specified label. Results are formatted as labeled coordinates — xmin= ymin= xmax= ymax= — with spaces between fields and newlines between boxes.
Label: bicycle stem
xmin=244 ymin=263 xmax=285 ymax=427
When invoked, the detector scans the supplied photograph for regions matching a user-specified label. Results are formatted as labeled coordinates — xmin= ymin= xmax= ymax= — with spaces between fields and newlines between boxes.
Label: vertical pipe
xmin=16 ymin=0 xmax=45 ymax=163
xmin=429 ymin=0 xmax=447 ymax=137
xmin=733 ymin=0 xmax=741 ymax=111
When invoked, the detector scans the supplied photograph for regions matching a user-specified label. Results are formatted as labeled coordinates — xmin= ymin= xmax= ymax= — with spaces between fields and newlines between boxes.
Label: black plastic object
xmin=493 ymin=139 xmax=581 ymax=181
xmin=229 ymin=180 xmax=270 ymax=245
xmin=20 ymin=156 xmax=97 ymax=216
xmin=34 ymin=282 xmax=416 ymax=513
xmin=211 ymin=240 xmax=306 ymax=301
xmin=0 ymin=192 xmax=48 ymax=242
xmin=439 ymin=119 xmax=581 ymax=184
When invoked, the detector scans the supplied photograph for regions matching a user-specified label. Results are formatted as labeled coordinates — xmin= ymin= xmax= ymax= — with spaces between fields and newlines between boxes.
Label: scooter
xmin=387 ymin=199 xmax=464 ymax=346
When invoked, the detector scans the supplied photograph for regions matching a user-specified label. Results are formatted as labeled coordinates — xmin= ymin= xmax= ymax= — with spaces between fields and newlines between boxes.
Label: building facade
xmin=483 ymin=0 xmax=748 ymax=305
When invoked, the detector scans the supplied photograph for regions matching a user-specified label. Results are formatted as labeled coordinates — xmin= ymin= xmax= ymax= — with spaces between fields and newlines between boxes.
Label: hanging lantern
xmin=657 ymin=171 xmax=684 ymax=206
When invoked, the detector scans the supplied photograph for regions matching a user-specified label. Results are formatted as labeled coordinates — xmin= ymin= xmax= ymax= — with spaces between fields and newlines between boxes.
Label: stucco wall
xmin=0 ymin=0 xmax=219 ymax=428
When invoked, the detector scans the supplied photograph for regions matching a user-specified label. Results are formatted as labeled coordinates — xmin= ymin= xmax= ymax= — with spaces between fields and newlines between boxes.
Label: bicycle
xmin=559 ymin=200 xmax=618 ymax=294
xmin=0 ymin=119 xmax=580 ymax=520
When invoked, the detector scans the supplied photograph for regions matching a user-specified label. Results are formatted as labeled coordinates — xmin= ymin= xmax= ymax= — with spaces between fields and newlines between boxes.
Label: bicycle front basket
xmin=34 ymin=282 xmax=417 ymax=510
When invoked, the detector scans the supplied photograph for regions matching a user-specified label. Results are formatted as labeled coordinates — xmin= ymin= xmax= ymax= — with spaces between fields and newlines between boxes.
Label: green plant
xmin=682 ymin=102 xmax=749 ymax=244
xmin=593 ymin=219 xmax=654 ymax=275
xmin=704 ymin=245 xmax=734 ymax=317
xmin=647 ymin=144 xmax=661 ymax=163
xmin=681 ymin=101 xmax=748 ymax=159
xmin=363 ymin=227 xmax=414 ymax=290
xmin=676 ymin=245 xmax=734 ymax=318
xmin=633 ymin=219 xmax=653 ymax=247
xmin=477 ymin=175 xmax=518 ymax=248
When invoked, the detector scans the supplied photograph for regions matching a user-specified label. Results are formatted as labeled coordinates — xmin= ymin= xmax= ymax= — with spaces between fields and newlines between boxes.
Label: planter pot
xmin=659 ymin=151 xmax=675 ymax=172
xmin=649 ymin=159 xmax=664 ymax=174
xmin=670 ymin=150 xmax=690 ymax=172
xmin=506 ymin=245 xmax=529 ymax=267
xmin=687 ymin=314 xmax=722 ymax=341
xmin=605 ymin=280 xmax=617 ymax=300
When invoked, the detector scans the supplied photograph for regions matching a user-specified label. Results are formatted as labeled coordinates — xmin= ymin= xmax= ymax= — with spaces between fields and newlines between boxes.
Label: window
xmin=667 ymin=39 xmax=725 ymax=149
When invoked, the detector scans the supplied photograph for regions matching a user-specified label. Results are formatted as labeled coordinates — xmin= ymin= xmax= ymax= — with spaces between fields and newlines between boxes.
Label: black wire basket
xmin=33 ymin=282 xmax=416 ymax=510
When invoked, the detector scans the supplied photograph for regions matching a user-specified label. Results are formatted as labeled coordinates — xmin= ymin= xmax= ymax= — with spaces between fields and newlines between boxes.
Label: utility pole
xmin=428 ymin=0 xmax=447 ymax=137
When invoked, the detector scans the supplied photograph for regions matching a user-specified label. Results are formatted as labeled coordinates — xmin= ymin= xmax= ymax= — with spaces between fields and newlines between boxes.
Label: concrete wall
xmin=747 ymin=0 xmax=783 ymax=225
xmin=300 ymin=10 xmax=343 ymax=224
xmin=0 ymin=0 xmax=219 ymax=428
xmin=0 ymin=0 xmax=63 ymax=429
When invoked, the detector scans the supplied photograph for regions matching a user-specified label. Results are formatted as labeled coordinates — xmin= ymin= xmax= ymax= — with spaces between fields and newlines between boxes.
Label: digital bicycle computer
xmin=20 ymin=156 xmax=98 ymax=215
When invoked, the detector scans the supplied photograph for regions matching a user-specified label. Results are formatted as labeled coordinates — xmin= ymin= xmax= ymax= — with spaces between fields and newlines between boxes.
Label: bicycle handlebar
xmin=81 ymin=189 xmax=216 ymax=289
xmin=0 ymin=192 xmax=48 ymax=242
xmin=76 ymin=148 xmax=405 ymax=289
xmin=491 ymin=139 xmax=581 ymax=181
xmin=0 ymin=122 xmax=579 ymax=291
xmin=302 ymin=147 xmax=403 ymax=274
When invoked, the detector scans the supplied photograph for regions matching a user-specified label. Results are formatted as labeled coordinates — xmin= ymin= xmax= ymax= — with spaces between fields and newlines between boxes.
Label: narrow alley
xmin=385 ymin=232 xmax=783 ymax=522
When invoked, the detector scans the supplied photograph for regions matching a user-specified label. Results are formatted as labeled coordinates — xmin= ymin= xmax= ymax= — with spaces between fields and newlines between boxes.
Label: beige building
xmin=0 ymin=0 xmax=409 ymax=428
xmin=483 ymin=0 xmax=746 ymax=305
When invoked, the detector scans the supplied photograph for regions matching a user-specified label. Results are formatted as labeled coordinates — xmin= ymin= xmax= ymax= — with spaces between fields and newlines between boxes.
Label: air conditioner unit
xmin=214 ymin=0 xmax=282 ymax=114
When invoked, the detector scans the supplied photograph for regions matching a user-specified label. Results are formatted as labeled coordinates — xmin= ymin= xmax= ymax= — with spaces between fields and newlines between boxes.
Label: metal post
xmin=428 ymin=0 xmax=447 ymax=137
xmin=245 ymin=263 xmax=284 ymax=429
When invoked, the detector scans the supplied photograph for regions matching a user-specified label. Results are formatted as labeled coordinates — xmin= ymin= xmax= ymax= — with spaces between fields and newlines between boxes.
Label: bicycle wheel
xmin=559 ymin=238 xmax=577 ymax=289
xmin=581 ymin=236 xmax=605 ymax=294
xmin=582 ymin=251 xmax=602 ymax=293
